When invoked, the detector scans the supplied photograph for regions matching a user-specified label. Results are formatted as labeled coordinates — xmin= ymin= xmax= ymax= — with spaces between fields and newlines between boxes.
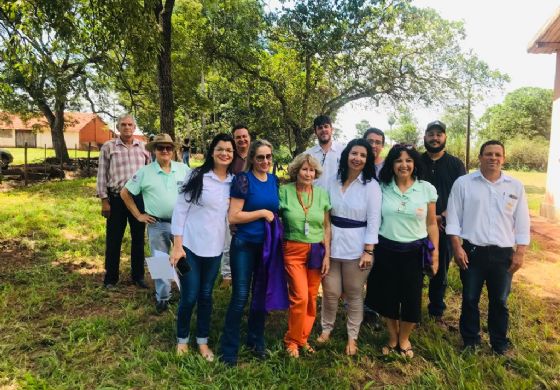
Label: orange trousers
xmin=283 ymin=240 xmax=322 ymax=348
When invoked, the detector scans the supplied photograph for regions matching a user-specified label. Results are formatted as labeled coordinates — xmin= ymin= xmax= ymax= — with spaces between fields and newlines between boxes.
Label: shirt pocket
xmin=410 ymin=201 xmax=427 ymax=220
xmin=502 ymin=193 xmax=518 ymax=215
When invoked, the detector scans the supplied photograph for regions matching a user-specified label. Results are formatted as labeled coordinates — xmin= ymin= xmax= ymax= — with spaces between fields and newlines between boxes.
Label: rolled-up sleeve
xmin=514 ymin=185 xmax=531 ymax=245
xmin=171 ymin=172 xmax=192 ymax=236
xmin=445 ymin=179 xmax=463 ymax=237
xmin=364 ymin=180 xmax=382 ymax=245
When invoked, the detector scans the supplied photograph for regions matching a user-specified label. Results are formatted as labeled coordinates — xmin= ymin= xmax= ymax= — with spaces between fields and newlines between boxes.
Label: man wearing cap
xmin=120 ymin=133 xmax=190 ymax=312
xmin=421 ymin=120 xmax=466 ymax=323
xmin=97 ymin=114 xmax=151 ymax=289
xmin=305 ymin=115 xmax=343 ymax=189
xmin=446 ymin=140 xmax=530 ymax=354
xmin=363 ymin=127 xmax=386 ymax=178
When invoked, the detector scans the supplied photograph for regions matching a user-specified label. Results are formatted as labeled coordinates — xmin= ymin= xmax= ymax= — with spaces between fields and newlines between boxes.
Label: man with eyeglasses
xmin=120 ymin=133 xmax=190 ymax=313
xmin=220 ymin=124 xmax=252 ymax=287
xmin=304 ymin=115 xmax=343 ymax=189
xmin=97 ymin=114 xmax=151 ymax=291
xmin=420 ymin=120 xmax=466 ymax=325
xmin=363 ymin=127 xmax=386 ymax=178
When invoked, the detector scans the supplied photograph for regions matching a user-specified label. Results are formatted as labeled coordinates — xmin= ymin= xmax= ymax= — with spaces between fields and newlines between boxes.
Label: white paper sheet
xmin=146 ymin=250 xmax=181 ymax=290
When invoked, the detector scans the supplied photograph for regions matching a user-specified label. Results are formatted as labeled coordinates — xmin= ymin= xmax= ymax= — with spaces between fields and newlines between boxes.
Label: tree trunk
xmin=292 ymin=124 xmax=308 ymax=156
xmin=156 ymin=0 xmax=176 ymax=139
xmin=38 ymin=101 xmax=69 ymax=162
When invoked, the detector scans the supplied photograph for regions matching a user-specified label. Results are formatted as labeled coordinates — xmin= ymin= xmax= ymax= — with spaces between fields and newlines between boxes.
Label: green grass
xmin=506 ymin=171 xmax=546 ymax=214
xmin=0 ymin=173 xmax=558 ymax=388
xmin=3 ymin=147 xmax=100 ymax=165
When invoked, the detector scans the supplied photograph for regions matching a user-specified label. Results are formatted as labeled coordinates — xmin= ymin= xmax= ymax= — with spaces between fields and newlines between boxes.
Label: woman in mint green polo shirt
xmin=365 ymin=144 xmax=439 ymax=359
xmin=279 ymin=153 xmax=331 ymax=358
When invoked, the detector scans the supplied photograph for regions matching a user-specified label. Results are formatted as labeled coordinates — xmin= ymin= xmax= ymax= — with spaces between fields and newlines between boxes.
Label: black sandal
xmin=399 ymin=345 xmax=414 ymax=358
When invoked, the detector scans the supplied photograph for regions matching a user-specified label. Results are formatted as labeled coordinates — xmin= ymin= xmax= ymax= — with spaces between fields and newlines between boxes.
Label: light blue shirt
xmin=125 ymin=161 xmax=190 ymax=219
xmin=446 ymin=171 xmax=530 ymax=247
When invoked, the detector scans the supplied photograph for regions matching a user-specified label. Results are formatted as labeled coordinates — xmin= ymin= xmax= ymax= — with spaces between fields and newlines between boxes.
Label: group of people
xmin=96 ymin=113 xmax=530 ymax=366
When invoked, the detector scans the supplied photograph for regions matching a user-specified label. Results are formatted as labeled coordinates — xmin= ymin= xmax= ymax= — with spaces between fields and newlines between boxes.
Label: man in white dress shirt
xmin=305 ymin=115 xmax=344 ymax=189
xmin=446 ymin=140 xmax=530 ymax=355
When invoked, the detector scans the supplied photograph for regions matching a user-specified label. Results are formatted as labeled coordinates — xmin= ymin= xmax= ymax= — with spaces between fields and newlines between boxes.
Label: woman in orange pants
xmin=279 ymin=153 xmax=331 ymax=358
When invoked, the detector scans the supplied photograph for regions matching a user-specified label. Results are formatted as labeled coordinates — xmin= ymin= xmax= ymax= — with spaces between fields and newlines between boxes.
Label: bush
xmin=503 ymin=136 xmax=548 ymax=171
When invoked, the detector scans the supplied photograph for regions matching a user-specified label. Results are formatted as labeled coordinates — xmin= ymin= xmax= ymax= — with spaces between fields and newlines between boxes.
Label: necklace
xmin=296 ymin=187 xmax=314 ymax=236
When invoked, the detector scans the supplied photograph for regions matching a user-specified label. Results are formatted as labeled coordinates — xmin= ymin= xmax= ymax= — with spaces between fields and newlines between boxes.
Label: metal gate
xmin=15 ymin=130 xmax=37 ymax=147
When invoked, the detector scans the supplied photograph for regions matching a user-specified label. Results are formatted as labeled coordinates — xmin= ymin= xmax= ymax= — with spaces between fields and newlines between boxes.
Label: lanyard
xmin=296 ymin=187 xmax=314 ymax=236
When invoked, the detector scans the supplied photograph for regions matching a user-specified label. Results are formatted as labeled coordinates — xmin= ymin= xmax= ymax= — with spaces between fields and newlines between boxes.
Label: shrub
xmin=503 ymin=136 xmax=548 ymax=171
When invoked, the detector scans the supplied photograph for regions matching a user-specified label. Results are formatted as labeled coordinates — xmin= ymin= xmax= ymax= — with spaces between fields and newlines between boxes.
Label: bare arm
xmin=321 ymin=212 xmax=331 ymax=276
xmin=119 ymin=188 xmax=155 ymax=224
xmin=426 ymin=202 xmax=439 ymax=275
xmin=228 ymin=197 xmax=274 ymax=224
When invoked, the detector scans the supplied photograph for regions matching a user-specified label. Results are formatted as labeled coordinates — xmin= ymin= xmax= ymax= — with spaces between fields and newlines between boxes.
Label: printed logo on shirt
xmin=415 ymin=207 xmax=426 ymax=218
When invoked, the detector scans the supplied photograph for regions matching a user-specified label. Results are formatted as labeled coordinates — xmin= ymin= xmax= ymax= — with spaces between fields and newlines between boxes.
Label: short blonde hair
xmin=245 ymin=139 xmax=274 ymax=172
xmin=287 ymin=153 xmax=323 ymax=182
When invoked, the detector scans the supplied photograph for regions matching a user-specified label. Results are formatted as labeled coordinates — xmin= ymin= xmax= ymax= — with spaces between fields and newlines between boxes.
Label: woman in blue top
xmin=219 ymin=139 xmax=280 ymax=366
xmin=365 ymin=144 xmax=439 ymax=359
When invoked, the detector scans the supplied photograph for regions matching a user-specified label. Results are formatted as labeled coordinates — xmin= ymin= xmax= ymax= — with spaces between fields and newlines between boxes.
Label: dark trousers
xmin=103 ymin=194 xmax=146 ymax=285
xmin=459 ymin=241 xmax=513 ymax=352
xmin=427 ymin=232 xmax=452 ymax=317
xmin=220 ymin=236 xmax=266 ymax=364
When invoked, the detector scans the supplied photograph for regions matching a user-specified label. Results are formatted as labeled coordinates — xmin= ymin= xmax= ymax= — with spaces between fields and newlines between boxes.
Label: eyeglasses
xmin=156 ymin=145 xmax=174 ymax=152
xmin=367 ymin=139 xmax=383 ymax=146
xmin=214 ymin=147 xmax=234 ymax=154
xmin=255 ymin=154 xmax=273 ymax=162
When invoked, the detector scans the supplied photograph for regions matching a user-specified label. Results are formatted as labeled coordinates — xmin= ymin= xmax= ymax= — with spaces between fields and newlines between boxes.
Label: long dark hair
xmin=337 ymin=138 xmax=376 ymax=185
xmin=181 ymin=133 xmax=235 ymax=204
xmin=378 ymin=144 xmax=425 ymax=185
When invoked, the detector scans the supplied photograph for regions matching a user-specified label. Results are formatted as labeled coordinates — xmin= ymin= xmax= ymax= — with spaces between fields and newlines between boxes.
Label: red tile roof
xmin=0 ymin=112 xmax=104 ymax=133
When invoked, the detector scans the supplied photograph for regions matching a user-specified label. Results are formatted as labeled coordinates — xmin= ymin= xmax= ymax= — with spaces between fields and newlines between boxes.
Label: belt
xmin=330 ymin=215 xmax=367 ymax=228
xmin=152 ymin=216 xmax=172 ymax=223
xmin=463 ymin=240 xmax=512 ymax=252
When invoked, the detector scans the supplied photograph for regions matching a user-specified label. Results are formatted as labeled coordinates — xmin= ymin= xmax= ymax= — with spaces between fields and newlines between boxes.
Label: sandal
xmin=176 ymin=343 xmax=189 ymax=356
xmin=316 ymin=332 xmax=330 ymax=344
xmin=286 ymin=344 xmax=299 ymax=358
xmin=302 ymin=343 xmax=316 ymax=354
xmin=198 ymin=345 xmax=215 ymax=362
xmin=381 ymin=344 xmax=399 ymax=356
xmin=399 ymin=345 xmax=414 ymax=358
xmin=345 ymin=340 xmax=358 ymax=356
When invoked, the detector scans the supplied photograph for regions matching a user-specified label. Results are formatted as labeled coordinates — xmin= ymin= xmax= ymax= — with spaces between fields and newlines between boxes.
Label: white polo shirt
xmin=171 ymin=170 xmax=234 ymax=257
xmin=445 ymin=170 xmax=530 ymax=247
xmin=305 ymin=141 xmax=344 ymax=189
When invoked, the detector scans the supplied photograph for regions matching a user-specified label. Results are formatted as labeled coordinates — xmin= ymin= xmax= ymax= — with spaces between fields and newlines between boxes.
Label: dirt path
xmin=514 ymin=215 xmax=560 ymax=301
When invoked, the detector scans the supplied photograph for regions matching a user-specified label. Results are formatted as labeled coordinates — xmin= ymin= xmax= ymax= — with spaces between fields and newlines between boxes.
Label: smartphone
xmin=176 ymin=256 xmax=191 ymax=276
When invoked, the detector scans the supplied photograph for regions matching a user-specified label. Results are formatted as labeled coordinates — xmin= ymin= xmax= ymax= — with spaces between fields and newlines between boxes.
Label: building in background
xmin=528 ymin=8 xmax=560 ymax=221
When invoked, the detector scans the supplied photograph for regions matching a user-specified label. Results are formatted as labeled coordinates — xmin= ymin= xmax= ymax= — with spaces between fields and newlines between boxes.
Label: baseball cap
xmin=426 ymin=120 xmax=446 ymax=133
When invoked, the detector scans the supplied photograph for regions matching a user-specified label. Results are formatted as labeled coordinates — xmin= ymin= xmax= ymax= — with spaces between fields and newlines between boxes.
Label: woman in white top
xmin=317 ymin=138 xmax=382 ymax=355
xmin=170 ymin=133 xmax=235 ymax=361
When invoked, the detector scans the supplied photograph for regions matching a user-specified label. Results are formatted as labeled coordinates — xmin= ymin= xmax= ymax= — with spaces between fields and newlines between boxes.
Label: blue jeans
xmin=219 ymin=236 xmax=266 ymax=364
xmin=176 ymin=247 xmax=221 ymax=345
xmin=147 ymin=222 xmax=172 ymax=302
xmin=182 ymin=151 xmax=190 ymax=167
xmin=459 ymin=242 xmax=513 ymax=352
xmin=427 ymin=233 xmax=452 ymax=317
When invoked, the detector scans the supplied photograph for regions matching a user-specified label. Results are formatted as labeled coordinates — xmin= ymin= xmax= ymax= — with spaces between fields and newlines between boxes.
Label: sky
xmin=335 ymin=0 xmax=560 ymax=141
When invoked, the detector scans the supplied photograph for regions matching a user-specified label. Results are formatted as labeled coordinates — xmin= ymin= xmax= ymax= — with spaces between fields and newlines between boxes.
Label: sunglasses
xmin=394 ymin=143 xmax=415 ymax=150
xmin=156 ymin=145 xmax=174 ymax=152
xmin=255 ymin=154 xmax=273 ymax=162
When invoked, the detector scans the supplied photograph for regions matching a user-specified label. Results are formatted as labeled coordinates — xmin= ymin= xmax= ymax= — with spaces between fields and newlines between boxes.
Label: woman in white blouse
xmin=170 ymin=133 xmax=235 ymax=361
xmin=317 ymin=138 xmax=382 ymax=355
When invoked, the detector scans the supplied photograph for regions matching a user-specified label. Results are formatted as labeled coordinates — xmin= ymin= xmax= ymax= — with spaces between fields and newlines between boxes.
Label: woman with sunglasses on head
xmin=219 ymin=139 xmax=280 ymax=366
xmin=365 ymin=144 xmax=439 ymax=359
xmin=170 ymin=133 xmax=236 ymax=361
xmin=317 ymin=138 xmax=382 ymax=356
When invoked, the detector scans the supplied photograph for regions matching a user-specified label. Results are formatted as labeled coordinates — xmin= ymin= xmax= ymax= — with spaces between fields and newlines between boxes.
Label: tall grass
xmin=0 ymin=175 xmax=558 ymax=388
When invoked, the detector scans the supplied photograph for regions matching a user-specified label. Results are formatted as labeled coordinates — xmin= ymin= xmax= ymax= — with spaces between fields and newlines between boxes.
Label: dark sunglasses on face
xmin=156 ymin=145 xmax=174 ymax=152
xmin=255 ymin=154 xmax=273 ymax=162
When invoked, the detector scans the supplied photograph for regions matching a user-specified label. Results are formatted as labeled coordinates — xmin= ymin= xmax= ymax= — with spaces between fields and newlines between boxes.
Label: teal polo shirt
xmin=125 ymin=161 xmax=190 ymax=219
xmin=379 ymin=179 xmax=437 ymax=243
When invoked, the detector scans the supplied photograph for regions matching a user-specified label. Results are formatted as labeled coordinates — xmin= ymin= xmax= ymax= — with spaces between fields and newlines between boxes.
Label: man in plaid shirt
xmin=97 ymin=114 xmax=151 ymax=289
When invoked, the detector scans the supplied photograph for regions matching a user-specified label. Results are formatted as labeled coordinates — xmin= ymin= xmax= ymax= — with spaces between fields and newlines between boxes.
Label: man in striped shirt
xmin=97 ymin=114 xmax=151 ymax=289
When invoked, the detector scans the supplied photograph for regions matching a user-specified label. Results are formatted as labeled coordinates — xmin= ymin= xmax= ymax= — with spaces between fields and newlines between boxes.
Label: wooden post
xmin=44 ymin=144 xmax=48 ymax=175
xmin=87 ymin=142 xmax=91 ymax=177
xmin=75 ymin=143 xmax=77 ymax=160
xmin=24 ymin=142 xmax=28 ymax=186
